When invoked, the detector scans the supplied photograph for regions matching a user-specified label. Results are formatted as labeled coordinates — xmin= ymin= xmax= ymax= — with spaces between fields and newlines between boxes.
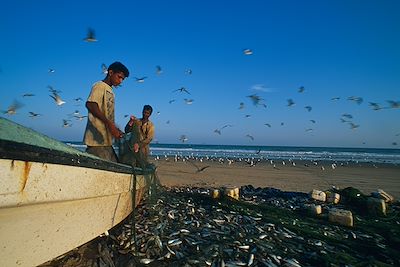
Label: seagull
xmin=3 ymin=100 xmax=24 ymax=115
xmin=168 ymin=99 xmax=176 ymax=104
xmin=22 ymin=93 xmax=35 ymax=97
xmin=247 ymin=94 xmax=264 ymax=106
xmin=83 ymin=28 xmax=97 ymax=42
xmin=387 ymin=100 xmax=400 ymax=109
xmin=280 ymin=122 xmax=284 ymax=126
xmin=135 ymin=77 xmax=147 ymax=83
xmin=221 ymin=124 xmax=233 ymax=129
xmin=349 ymin=122 xmax=359 ymax=130
xmin=62 ymin=119 xmax=72 ymax=127
xmin=173 ymin=87 xmax=191 ymax=94
xmin=310 ymin=120 xmax=316 ymax=124
xmin=342 ymin=113 xmax=353 ymax=119
xmin=29 ymin=111 xmax=41 ymax=118
xmin=298 ymin=86 xmax=305 ymax=93
xmin=347 ymin=96 xmax=363 ymax=105
xmin=48 ymin=68 xmax=55 ymax=73
xmin=393 ymin=142 xmax=398 ymax=146
xmin=179 ymin=135 xmax=188 ymax=143
xmin=264 ymin=123 xmax=271 ymax=127
xmin=184 ymin=98 xmax=194 ymax=105
xmin=48 ymin=85 xmax=62 ymax=94
xmin=304 ymin=106 xmax=312 ymax=112
xmin=305 ymin=128 xmax=313 ymax=132
xmin=246 ymin=134 xmax=254 ymax=141
xmin=187 ymin=160 xmax=210 ymax=173
xmin=287 ymin=99 xmax=295 ymax=107
xmin=185 ymin=69 xmax=192 ymax=75
xmin=245 ymin=114 xmax=251 ymax=118
xmin=243 ymin=48 xmax=253 ymax=55
xmin=156 ymin=65 xmax=163 ymax=75
xmin=214 ymin=124 xmax=232 ymax=135
xmin=74 ymin=115 xmax=88 ymax=121
xmin=74 ymin=97 xmax=83 ymax=103
xmin=214 ymin=129 xmax=221 ymax=135
xmin=368 ymin=102 xmax=382 ymax=111
xmin=238 ymin=102 xmax=245 ymax=110
xmin=331 ymin=97 xmax=340 ymax=101
xmin=50 ymin=92 xmax=66 ymax=106
xmin=101 ymin=63 xmax=108 ymax=75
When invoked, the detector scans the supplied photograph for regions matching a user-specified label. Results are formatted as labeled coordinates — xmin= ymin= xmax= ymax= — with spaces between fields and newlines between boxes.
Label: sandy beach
xmin=152 ymin=158 xmax=400 ymax=199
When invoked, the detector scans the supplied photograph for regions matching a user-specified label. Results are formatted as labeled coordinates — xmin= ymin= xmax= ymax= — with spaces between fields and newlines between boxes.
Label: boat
xmin=0 ymin=117 xmax=156 ymax=267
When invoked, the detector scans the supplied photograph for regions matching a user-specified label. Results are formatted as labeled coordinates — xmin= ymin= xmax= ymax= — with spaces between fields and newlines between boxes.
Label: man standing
xmin=84 ymin=62 xmax=130 ymax=162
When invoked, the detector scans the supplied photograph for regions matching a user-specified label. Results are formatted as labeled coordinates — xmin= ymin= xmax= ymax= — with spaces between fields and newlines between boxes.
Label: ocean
xmin=65 ymin=142 xmax=400 ymax=164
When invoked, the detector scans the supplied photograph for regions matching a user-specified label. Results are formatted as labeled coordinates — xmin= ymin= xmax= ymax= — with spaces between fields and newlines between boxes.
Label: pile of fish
xmin=44 ymin=186 xmax=400 ymax=267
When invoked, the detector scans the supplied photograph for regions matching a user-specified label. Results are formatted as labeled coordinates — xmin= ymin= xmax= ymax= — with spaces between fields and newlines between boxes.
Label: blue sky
xmin=0 ymin=0 xmax=399 ymax=148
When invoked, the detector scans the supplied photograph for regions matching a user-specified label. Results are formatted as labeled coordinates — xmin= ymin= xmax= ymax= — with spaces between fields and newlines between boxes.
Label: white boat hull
xmin=0 ymin=159 xmax=149 ymax=267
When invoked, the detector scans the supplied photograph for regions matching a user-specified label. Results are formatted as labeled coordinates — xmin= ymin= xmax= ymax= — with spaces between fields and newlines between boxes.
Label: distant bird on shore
xmin=287 ymin=99 xmax=295 ymax=107
xmin=304 ymin=106 xmax=312 ymax=112
xmin=243 ymin=48 xmax=253 ymax=55
xmin=298 ymin=86 xmax=305 ymax=93
xmin=156 ymin=65 xmax=163 ymax=75
xmin=29 ymin=111 xmax=41 ymax=118
xmin=83 ymin=28 xmax=97 ymax=42
xmin=2 ymin=100 xmax=24 ymax=115
xmin=50 ymin=92 xmax=66 ymax=106
xmin=173 ymin=87 xmax=191 ymax=94
xmin=135 ymin=77 xmax=147 ymax=83
xmin=347 ymin=96 xmax=363 ymax=105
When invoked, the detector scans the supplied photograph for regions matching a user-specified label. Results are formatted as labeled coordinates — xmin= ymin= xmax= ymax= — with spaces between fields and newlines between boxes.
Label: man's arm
xmin=86 ymin=101 xmax=123 ymax=139
xmin=140 ymin=124 xmax=155 ymax=146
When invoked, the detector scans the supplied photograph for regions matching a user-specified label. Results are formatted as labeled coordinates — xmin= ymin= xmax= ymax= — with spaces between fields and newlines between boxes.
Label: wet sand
xmin=151 ymin=158 xmax=400 ymax=199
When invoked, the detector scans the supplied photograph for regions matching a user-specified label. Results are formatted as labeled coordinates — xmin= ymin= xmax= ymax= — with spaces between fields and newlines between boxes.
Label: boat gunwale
xmin=0 ymin=139 xmax=153 ymax=175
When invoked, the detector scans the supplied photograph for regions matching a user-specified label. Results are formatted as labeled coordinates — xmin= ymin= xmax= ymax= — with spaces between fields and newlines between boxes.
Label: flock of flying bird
xmin=1 ymin=28 xmax=399 ymax=146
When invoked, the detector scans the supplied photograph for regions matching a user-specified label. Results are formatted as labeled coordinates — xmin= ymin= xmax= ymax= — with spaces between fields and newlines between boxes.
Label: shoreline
xmin=151 ymin=157 xmax=400 ymax=199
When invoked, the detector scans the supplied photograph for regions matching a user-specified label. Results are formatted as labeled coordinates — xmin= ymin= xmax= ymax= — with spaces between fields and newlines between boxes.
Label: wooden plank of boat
xmin=0 ymin=118 xmax=155 ymax=267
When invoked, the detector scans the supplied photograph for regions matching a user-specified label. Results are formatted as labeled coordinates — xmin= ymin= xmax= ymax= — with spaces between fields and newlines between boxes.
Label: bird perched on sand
xmin=173 ymin=87 xmax=191 ymax=94
xmin=83 ymin=28 xmax=97 ymax=42
xmin=2 ymin=100 xmax=24 ymax=115
xmin=50 ymin=92 xmax=66 ymax=106
xmin=243 ymin=48 xmax=253 ymax=55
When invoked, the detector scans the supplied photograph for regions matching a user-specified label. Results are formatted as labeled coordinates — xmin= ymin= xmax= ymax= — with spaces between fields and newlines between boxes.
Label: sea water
xmin=65 ymin=142 xmax=400 ymax=164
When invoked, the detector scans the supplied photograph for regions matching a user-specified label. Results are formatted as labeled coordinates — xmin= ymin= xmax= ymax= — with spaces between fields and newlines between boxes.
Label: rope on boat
xmin=130 ymin=168 xmax=138 ymax=256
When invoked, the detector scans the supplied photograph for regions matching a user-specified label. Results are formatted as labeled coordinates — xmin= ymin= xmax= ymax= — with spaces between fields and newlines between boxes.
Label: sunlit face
xmin=142 ymin=109 xmax=152 ymax=120
xmin=108 ymin=70 xmax=126 ymax=87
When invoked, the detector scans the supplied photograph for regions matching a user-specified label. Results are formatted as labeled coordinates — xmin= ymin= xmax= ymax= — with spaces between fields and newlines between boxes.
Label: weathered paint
xmin=0 ymin=159 xmax=152 ymax=267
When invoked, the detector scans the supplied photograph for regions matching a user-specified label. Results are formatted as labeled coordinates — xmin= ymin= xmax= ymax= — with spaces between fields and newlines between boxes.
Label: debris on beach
xmin=41 ymin=185 xmax=400 ymax=267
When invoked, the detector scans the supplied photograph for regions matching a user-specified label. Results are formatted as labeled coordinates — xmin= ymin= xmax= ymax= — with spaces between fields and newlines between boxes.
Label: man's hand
xmin=108 ymin=121 xmax=123 ymax=139
xmin=128 ymin=115 xmax=136 ymax=126
xmin=133 ymin=143 xmax=139 ymax=153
